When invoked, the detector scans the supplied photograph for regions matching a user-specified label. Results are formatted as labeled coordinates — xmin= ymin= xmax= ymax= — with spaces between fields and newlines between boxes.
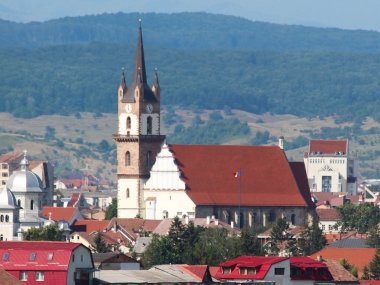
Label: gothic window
xmin=291 ymin=214 xmax=296 ymax=225
xmin=119 ymin=91 xmax=122 ymax=97
xmin=126 ymin=188 xmax=130 ymax=198
xmin=0 ymin=215 xmax=3 ymax=222
xmin=126 ymin=151 xmax=131 ymax=166
xmin=269 ymin=212 xmax=275 ymax=223
xmin=5 ymin=215 xmax=9 ymax=222
xmin=146 ymin=151 xmax=152 ymax=166
xmin=127 ymin=117 xmax=131 ymax=129
xmin=17 ymin=200 xmax=21 ymax=207
xmin=147 ymin=117 xmax=152 ymax=134
xmin=31 ymin=200 xmax=34 ymax=210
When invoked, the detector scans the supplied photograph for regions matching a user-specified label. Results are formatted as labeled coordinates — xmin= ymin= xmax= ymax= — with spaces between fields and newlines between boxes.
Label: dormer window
xmin=30 ymin=252 xmax=36 ymax=261
xmin=239 ymin=267 xmax=256 ymax=275
xmin=222 ymin=267 xmax=231 ymax=274
xmin=47 ymin=253 xmax=54 ymax=261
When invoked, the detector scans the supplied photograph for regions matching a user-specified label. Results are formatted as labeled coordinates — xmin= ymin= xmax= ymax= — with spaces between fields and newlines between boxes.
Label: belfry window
xmin=127 ymin=188 xmax=130 ymax=198
xmin=5 ymin=215 xmax=9 ymax=222
xmin=146 ymin=151 xmax=152 ymax=166
xmin=147 ymin=117 xmax=152 ymax=134
xmin=127 ymin=117 xmax=131 ymax=129
xmin=0 ymin=215 xmax=3 ymax=222
xmin=31 ymin=200 xmax=34 ymax=210
xmin=17 ymin=200 xmax=21 ymax=207
xmin=126 ymin=152 xmax=131 ymax=166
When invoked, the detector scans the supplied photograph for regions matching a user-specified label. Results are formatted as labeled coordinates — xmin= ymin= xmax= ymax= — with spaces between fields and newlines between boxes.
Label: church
xmin=114 ymin=23 xmax=316 ymax=228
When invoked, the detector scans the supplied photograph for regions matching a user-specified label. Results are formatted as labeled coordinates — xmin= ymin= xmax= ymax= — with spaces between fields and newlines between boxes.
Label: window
xmin=275 ymin=268 xmax=285 ymax=275
xmin=119 ymin=91 xmax=122 ymax=97
xmin=126 ymin=188 xmax=130 ymax=198
xmin=317 ymin=268 xmax=327 ymax=276
xmin=77 ymin=236 xmax=80 ymax=240
xmin=177 ymin=212 xmax=182 ymax=217
xmin=163 ymin=210 xmax=168 ymax=219
xmin=81 ymin=255 xmax=84 ymax=262
xmin=2 ymin=164 xmax=8 ymax=169
xmin=17 ymin=200 xmax=21 ymax=207
xmin=147 ymin=116 xmax=152 ymax=134
xmin=0 ymin=215 xmax=3 ymax=222
xmin=291 ymin=214 xmax=296 ymax=225
xmin=31 ymin=199 xmax=34 ymax=210
xmin=291 ymin=268 xmax=301 ymax=276
xmin=47 ymin=253 xmax=54 ymax=261
xmin=222 ymin=267 xmax=231 ymax=274
xmin=20 ymin=271 xmax=28 ymax=281
xmin=322 ymin=176 xmax=332 ymax=192
xmin=35 ymin=271 xmax=44 ymax=281
xmin=71 ymin=236 xmax=75 ymax=240
xmin=305 ymin=268 xmax=313 ymax=276
xmin=30 ymin=253 xmax=36 ymax=261
xmin=0 ymin=234 xmax=3 ymax=241
xmin=126 ymin=151 xmax=131 ymax=166
xmin=5 ymin=215 xmax=9 ymax=222
xmin=3 ymin=252 xmax=9 ymax=261
xmin=328 ymin=225 xmax=333 ymax=231
xmin=72 ymin=254 xmax=75 ymax=262
xmin=127 ymin=117 xmax=131 ymax=129
xmin=135 ymin=90 xmax=138 ymax=98
xmin=146 ymin=151 xmax=152 ymax=166
xmin=269 ymin=212 xmax=276 ymax=222
xmin=1 ymin=180 xmax=5 ymax=185
xmin=2 ymin=173 xmax=8 ymax=177
xmin=247 ymin=268 xmax=256 ymax=275
xmin=240 ymin=268 xmax=246 ymax=275
xmin=322 ymin=224 xmax=325 ymax=230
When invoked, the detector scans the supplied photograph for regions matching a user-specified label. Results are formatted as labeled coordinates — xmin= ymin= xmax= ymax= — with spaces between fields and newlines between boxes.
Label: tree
xmin=98 ymin=140 xmax=110 ymax=152
xmin=140 ymin=234 xmax=178 ymax=268
xmin=269 ymin=217 xmax=291 ymax=256
xmin=298 ymin=222 xmax=327 ymax=256
xmin=24 ymin=224 xmax=64 ymax=241
xmin=339 ymin=258 xmax=358 ymax=278
xmin=90 ymin=233 xmax=112 ymax=253
xmin=105 ymin=198 xmax=117 ymax=220
xmin=362 ymin=264 xmax=371 ymax=280
xmin=370 ymin=248 xmax=380 ymax=280
xmin=208 ymin=111 xmax=223 ymax=121
xmin=167 ymin=216 xmax=187 ymax=260
xmin=366 ymin=225 xmax=380 ymax=248
xmin=240 ymin=228 xmax=264 ymax=256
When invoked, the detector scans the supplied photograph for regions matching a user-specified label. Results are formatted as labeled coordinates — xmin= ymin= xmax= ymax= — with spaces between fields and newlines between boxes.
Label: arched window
xmin=5 ymin=215 xmax=9 ymax=222
xmin=127 ymin=117 xmax=131 ymax=129
xmin=147 ymin=116 xmax=152 ymax=134
xmin=17 ymin=200 xmax=21 ymax=207
xmin=125 ymin=151 xmax=131 ymax=166
xmin=291 ymin=214 xmax=296 ymax=225
xmin=31 ymin=200 xmax=34 ymax=210
xmin=269 ymin=212 xmax=276 ymax=223
xmin=0 ymin=215 xmax=3 ymax=222
xmin=126 ymin=188 xmax=130 ymax=198
xmin=163 ymin=211 xmax=168 ymax=219
xmin=146 ymin=151 xmax=152 ymax=166
xmin=0 ymin=235 xmax=3 ymax=241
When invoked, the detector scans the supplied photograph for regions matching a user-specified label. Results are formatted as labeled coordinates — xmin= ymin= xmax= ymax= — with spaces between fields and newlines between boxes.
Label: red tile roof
xmin=42 ymin=207 xmax=77 ymax=222
xmin=0 ymin=268 xmax=25 ymax=285
xmin=361 ymin=281 xmax=380 ymax=285
xmin=72 ymin=220 xmax=110 ymax=234
xmin=67 ymin=193 xmax=80 ymax=207
xmin=309 ymin=140 xmax=347 ymax=154
xmin=178 ymin=265 xmax=208 ymax=281
xmin=107 ymin=218 xmax=162 ymax=240
xmin=316 ymin=208 xmax=340 ymax=221
xmin=0 ymin=241 xmax=81 ymax=271
xmin=310 ymin=248 xmax=376 ymax=277
xmin=323 ymin=258 xmax=358 ymax=281
xmin=169 ymin=145 xmax=314 ymax=207
xmin=0 ymin=153 xmax=21 ymax=163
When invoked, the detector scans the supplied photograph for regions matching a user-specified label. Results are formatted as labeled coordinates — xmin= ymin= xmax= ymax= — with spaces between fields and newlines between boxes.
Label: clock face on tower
xmin=146 ymin=104 xmax=153 ymax=113
xmin=125 ymin=104 xmax=132 ymax=113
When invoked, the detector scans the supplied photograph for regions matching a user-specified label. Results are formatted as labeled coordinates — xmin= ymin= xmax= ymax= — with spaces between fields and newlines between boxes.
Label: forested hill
xmin=2 ymin=12 xmax=380 ymax=52
xmin=1 ymin=42 xmax=380 ymax=122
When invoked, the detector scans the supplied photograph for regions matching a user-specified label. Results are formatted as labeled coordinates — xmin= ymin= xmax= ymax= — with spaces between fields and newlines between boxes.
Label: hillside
xmin=2 ymin=12 xmax=380 ymax=52
xmin=1 ymin=42 xmax=380 ymax=122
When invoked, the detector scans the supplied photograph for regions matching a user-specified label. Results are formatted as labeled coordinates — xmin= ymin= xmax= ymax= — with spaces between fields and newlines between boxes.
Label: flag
xmin=233 ymin=171 xmax=240 ymax=177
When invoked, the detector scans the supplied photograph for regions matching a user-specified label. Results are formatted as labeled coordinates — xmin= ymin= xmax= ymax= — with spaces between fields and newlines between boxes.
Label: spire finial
xmin=20 ymin=149 xmax=29 ymax=170
xmin=139 ymin=18 xmax=142 ymax=28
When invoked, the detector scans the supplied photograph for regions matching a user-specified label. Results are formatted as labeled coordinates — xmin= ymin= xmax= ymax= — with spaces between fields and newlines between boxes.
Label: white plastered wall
xmin=67 ymin=246 xmax=93 ymax=285
xmin=119 ymin=113 xmax=138 ymax=135
xmin=118 ymin=178 xmax=140 ymax=218
xmin=140 ymin=114 xmax=159 ymax=135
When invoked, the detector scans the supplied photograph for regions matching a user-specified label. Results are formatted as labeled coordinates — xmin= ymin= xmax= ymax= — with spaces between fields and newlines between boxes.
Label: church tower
xmin=113 ymin=21 xmax=165 ymax=218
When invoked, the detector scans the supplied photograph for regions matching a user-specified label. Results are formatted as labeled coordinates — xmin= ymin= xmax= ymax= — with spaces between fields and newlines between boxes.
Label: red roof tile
xmin=178 ymin=265 xmax=208 ymax=281
xmin=310 ymin=248 xmax=376 ymax=277
xmin=0 ymin=268 xmax=25 ymax=285
xmin=107 ymin=218 xmax=162 ymax=240
xmin=316 ymin=208 xmax=340 ymax=221
xmin=169 ymin=145 xmax=314 ymax=207
xmin=67 ymin=193 xmax=80 ymax=207
xmin=0 ymin=153 xmax=21 ymax=163
xmin=72 ymin=220 xmax=110 ymax=234
xmin=42 ymin=207 xmax=77 ymax=222
xmin=309 ymin=140 xmax=347 ymax=155
xmin=323 ymin=258 xmax=358 ymax=281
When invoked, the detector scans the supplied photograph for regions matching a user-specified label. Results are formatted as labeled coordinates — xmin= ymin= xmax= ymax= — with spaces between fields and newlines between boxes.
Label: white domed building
xmin=0 ymin=150 xmax=51 ymax=240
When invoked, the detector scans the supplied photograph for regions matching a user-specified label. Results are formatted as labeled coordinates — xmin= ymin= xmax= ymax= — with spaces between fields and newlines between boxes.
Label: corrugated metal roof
xmin=327 ymin=239 xmax=369 ymax=248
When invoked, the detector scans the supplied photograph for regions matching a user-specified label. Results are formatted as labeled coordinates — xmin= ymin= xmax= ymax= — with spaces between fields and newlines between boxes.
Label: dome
xmin=57 ymin=219 xmax=70 ymax=231
xmin=0 ymin=187 xmax=18 ymax=209
xmin=44 ymin=219 xmax=56 ymax=227
xmin=6 ymin=150 xmax=45 ymax=193
xmin=17 ymin=228 xmax=24 ymax=233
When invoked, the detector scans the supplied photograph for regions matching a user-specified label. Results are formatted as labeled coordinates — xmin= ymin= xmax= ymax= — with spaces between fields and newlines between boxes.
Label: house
xmin=310 ymin=248 xmax=376 ymax=277
xmin=150 ymin=264 xmax=212 ymax=282
xmin=42 ymin=206 xmax=84 ymax=226
xmin=0 ymin=241 xmax=95 ymax=285
xmin=93 ymin=253 xmax=141 ymax=270
xmin=113 ymin=23 xmax=316 ymax=229
xmin=304 ymin=140 xmax=358 ymax=194
xmin=317 ymin=208 xmax=340 ymax=234
xmin=214 ymin=256 xmax=358 ymax=285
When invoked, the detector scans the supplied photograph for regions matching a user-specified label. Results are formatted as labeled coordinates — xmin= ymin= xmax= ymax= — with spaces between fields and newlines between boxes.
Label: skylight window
xmin=30 ymin=253 xmax=36 ymax=261
xmin=3 ymin=252 xmax=9 ymax=261
xmin=47 ymin=253 xmax=54 ymax=261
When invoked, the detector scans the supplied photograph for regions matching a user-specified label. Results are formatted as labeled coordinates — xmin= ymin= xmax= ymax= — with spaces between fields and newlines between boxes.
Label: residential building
xmin=304 ymin=140 xmax=358 ymax=194
xmin=0 ymin=241 xmax=95 ymax=285
xmin=93 ymin=253 xmax=141 ymax=270
xmin=316 ymin=208 xmax=340 ymax=234
xmin=112 ymin=24 xmax=316 ymax=226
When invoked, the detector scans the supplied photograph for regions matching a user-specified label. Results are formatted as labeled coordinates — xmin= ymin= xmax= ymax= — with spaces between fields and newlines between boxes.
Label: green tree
xmin=366 ymin=225 xmax=380 ymax=248
xmin=269 ymin=217 xmax=291 ymax=256
xmin=140 ymin=234 xmax=178 ymax=268
xmin=90 ymin=233 xmax=112 ymax=253
xmin=105 ymin=198 xmax=117 ymax=220
xmin=339 ymin=258 xmax=358 ymax=278
xmin=298 ymin=222 xmax=327 ymax=256
xmin=370 ymin=248 xmax=380 ymax=280
xmin=192 ymin=115 xmax=205 ymax=125
xmin=24 ymin=224 xmax=64 ymax=241
xmin=208 ymin=111 xmax=223 ymax=121
xmin=167 ymin=216 xmax=187 ymax=260
xmin=240 ymin=228 xmax=264 ymax=256
xmin=362 ymin=264 xmax=371 ymax=280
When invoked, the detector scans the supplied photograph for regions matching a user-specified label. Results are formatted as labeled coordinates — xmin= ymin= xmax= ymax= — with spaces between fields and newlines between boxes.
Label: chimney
xmin=279 ymin=136 xmax=284 ymax=150
xmin=231 ymin=221 xmax=234 ymax=228
xmin=185 ymin=216 xmax=189 ymax=225
xmin=206 ymin=216 xmax=210 ymax=225
xmin=211 ymin=215 xmax=215 ymax=219
xmin=215 ymin=220 xmax=219 ymax=226
xmin=317 ymin=255 xmax=322 ymax=262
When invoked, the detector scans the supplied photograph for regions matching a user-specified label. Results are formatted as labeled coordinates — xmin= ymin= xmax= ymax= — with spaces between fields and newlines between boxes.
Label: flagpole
xmin=238 ymin=167 xmax=241 ymax=229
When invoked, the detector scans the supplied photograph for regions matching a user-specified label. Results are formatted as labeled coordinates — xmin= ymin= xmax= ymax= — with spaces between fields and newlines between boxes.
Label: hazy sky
xmin=1 ymin=0 xmax=380 ymax=31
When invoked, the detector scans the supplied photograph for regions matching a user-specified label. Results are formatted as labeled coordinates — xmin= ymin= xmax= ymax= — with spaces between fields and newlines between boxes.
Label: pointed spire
xmin=131 ymin=19 xmax=148 ymax=85
xmin=120 ymin=67 xmax=127 ymax=89
xmin=153 ymin=68 xmax=160 ymax=89
xmin=20 ymin=149 xmax=29 ymax=171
